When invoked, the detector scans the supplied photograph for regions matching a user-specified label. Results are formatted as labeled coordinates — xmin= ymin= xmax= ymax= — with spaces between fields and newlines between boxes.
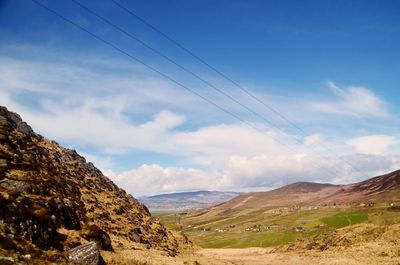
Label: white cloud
xmin=347 ymin=135 xmax=397 ymax=155
xmin=99 ymin=168 xmax=117 ymax=180
xmin=108 ymin=153 xmax=400 ymax=196
xmin=0 ymin=55 xmax=312 ymax=160
xmin=303 ymin=134 xmax=322 ymax=146
xmin=170 ymin=124 xmax=287 ymax=167
xmin=27 ymin=105 xmax=186 ymax=154
xmin=1 ymin=52 xmax=399 ymax=196
xmin=311 ymin=81 xmax=389 ymax=118
xmin=79 ymin=151 xmax=114 ymax=170
xmin=112 ymin=164 xmax=223 ymax=196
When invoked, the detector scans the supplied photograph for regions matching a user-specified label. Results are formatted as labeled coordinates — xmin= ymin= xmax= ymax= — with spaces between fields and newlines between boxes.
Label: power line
xmin=109 ymin=0 xmax=369 ymax=178
xmin=31 ymin=0 xmax=342 ymax=179
xmin=70 ymin=0 xmax=282 ymax=132
xmin=70 ymin=0 xmax=344 ymax=177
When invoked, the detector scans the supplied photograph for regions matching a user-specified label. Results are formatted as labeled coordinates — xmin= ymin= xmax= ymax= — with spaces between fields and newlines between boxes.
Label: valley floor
xmin=195 ymin=246 xmax=399 ymax=265
xmin=102 ymin=223 xmax=400 ymax=265
xmin=102 ymin=244 xmax=400 ymax=265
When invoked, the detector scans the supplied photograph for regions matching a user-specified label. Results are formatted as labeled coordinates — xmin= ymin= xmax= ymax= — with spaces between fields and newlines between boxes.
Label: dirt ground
xmin=102 ymin=244 xmax=400 ymax=265
xmin=195 ymin=243 xmax=400 ymax=265
xmin=102 ymin=223 xmax=400 ymax=265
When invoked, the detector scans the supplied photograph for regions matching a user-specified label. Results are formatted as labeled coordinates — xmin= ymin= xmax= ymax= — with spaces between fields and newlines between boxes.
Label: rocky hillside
xmin=0 ymin=106 xmax=190 ymax=264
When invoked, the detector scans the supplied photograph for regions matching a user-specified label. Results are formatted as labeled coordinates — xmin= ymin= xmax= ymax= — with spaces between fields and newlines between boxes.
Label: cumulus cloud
xmin=171 ymin=124 xmax=287 ymax=167
xmin=311 ymin=81 xmax=390 ymax=118
xmin=107 ymin=153 xmax=400 ymax=196
xmin=347 ymin=135 xmax=397 ymax=155
xmin=110 ymin=164 xmax=223 ymax=196
xmin=1 ymin=52 xmax=399 ymax=196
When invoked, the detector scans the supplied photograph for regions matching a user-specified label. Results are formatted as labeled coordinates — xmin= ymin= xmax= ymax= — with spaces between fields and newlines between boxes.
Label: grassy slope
xmin=154 ymin=204 xmax=400 ymax=248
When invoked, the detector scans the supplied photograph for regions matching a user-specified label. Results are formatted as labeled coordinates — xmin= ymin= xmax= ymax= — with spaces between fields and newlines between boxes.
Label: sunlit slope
xmin=193 ymin=170 xmax=400 ymax=218
xmin=155 ymin=170 xmax=400 ymax=248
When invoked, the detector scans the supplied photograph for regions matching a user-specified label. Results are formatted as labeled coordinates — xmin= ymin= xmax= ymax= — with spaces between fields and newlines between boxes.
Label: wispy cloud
xmin=1 ymin=52 xmax=398 ymax=196
xmin=347 ymin=135 xmax=397 ymax=155
xmin=310 ymin=81 xmax=390 ymax=118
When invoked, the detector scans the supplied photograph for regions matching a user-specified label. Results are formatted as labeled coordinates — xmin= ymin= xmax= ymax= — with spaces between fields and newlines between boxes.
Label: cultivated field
xmin=154 ymin=204 xmax=400 ymax=248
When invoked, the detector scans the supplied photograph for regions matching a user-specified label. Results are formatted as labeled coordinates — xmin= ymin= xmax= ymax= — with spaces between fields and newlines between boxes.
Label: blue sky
xmin=1 ymin=0 xmax=399 ymax=195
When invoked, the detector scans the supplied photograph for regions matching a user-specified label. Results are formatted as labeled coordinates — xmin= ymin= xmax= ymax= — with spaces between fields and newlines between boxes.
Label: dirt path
xmin=231 ymin=196 xmax=254 ymax=210
xmin=194 ymin=246 xmax=400 ymax=265
xmin=103 ymin=243 xmax=400 ymax=265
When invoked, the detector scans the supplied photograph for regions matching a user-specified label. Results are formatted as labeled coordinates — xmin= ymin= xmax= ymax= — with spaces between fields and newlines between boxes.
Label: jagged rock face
xmin=0 ymin=106 xmax=185 ymax=261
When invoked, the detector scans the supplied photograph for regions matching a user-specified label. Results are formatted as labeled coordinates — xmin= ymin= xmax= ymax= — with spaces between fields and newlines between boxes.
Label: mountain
xmin=139 ymin=190 xmax=242 ymax=211
xmin=0 ymin=106 xmax=190 ymax=264
xmin=348 ymin=170 xmax=400 ymax=194
xmin=197 ymin=171 xmax=400 ymax=216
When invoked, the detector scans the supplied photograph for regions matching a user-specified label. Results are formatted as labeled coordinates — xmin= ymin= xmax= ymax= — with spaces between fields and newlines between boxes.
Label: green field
xmin=153 ymin=205 xmax=400 ymax=248
xmin=321 ymin=211 xmax=368 ymax=228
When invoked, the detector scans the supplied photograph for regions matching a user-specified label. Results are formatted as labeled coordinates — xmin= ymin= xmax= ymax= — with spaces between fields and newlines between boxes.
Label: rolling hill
xmin=196 ymin=170 xmax=400 ymax=217
xmin=158 ymin=170 xmax=400 ymax=250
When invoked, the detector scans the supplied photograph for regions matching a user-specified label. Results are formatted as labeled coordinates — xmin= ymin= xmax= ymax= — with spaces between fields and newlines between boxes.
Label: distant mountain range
xmin=139 ymin=190 xmax=242 ymax=211
xmin=140 ymin=170 xmax=400 ymax=213
xmin=196 ymin=169 xmax=400 ymax=217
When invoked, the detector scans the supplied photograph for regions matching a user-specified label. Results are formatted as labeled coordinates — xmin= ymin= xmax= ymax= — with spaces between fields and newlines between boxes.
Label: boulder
xmin=0 ymin=179 xmax=32 ymax=193
xmin=0 ymin=256 xmax=14 ymax=265
xmin=68 ymin=241 xmax=105 ymax=265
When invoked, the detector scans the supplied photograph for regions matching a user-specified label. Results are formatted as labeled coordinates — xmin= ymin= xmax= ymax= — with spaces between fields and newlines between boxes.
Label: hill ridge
xmin=200 ymin=170 xmax=400 ymax=216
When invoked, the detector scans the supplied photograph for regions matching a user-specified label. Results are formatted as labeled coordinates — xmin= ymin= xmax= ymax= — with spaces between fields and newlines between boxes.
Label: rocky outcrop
xmin=0 ymin=106 xmax=189 ymax=263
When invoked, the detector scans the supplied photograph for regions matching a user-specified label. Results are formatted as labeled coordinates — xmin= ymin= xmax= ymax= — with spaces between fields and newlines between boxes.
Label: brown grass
xmin=101 ymin=223 xmax=400 ymax=265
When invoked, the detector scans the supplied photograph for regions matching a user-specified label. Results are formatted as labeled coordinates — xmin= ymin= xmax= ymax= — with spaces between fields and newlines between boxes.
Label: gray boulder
xmin=68 ymin=241 xmax=104 ymax=265
xmin=0 ymin=256 xmax=14 ymax=265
